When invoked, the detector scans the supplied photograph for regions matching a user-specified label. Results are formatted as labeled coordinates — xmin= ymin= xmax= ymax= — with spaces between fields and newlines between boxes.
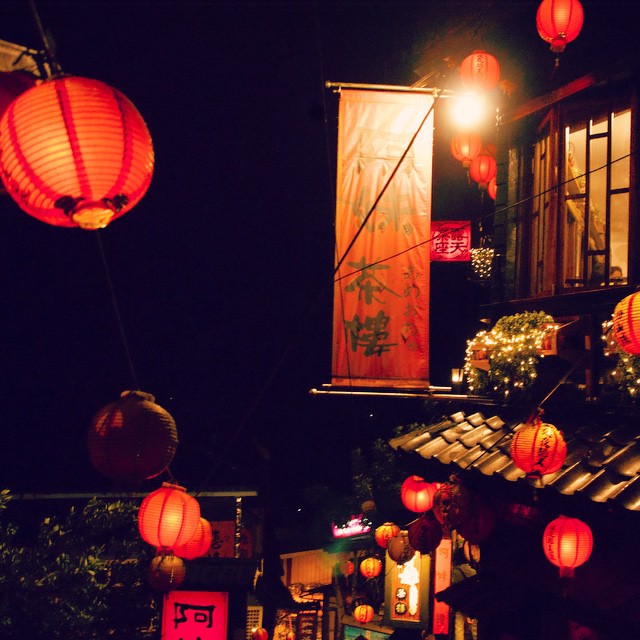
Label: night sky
xmin=0 ymin=1 xmax=633 ymax=507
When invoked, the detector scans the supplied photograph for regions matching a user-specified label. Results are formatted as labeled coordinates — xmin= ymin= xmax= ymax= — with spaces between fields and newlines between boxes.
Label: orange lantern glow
xmin=0 ymin=76 xmax=154 ymax=229
xmin=286 ymin=633 xmax=296 ymax=640
xmin=459 ymin=50 xmax=500 ymax=91
xmin=339 ymin=560 xmax=355 ymax=576
xmin=612 ymin=292 xmax=640 ymax=355
xmin=511 ymin=418 xmax=566 ymax=477
xmin=450 ymin=132 xmax=482 ymax=167
xmin=138 ymin=483 xmax=201 ymax=551
xmin=401 ymin=475 xmax=438 ymax=513
xmin=487 ymin=177 xmax=497 ymax=200
xmin=536 ymin=0 xmax=584 ymax=54
xmin=87 ymin=390 xmax=178 ymax=485
xmin=173 ymin=517 xmax=213 ymax=560
xmin=374 ymin=522 xmax=400 ymax=548
xmin=469 ymin=154 xmax=497 ymax=190
xmin=147 ymin=553 xmax=186 ymax=591
xmin=353 ymin=604 xmax=374 ymax=624
xmin=252 ymin=629 xmax=268 ymax=640
xmin=543 ymin=515 xmax=593 ymax=577
xmin=359 ymin=556 xmax=382 ymax=579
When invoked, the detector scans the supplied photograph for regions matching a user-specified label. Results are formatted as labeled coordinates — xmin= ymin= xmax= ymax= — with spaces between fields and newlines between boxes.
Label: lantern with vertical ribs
xmin=0 ymin=76 xmax=154 ymax=229
xmin=173 ymin=517 xmax=213 ymax=560
xmin=469 ymin=154 xmax=497 ymax=191
xmin=353 ymin=604 xmax=374 ymax=624
xmin=543 ymin=515 xmax=593 ymax=577
xmin=511 ymin=418 xmax=566 ymax=477
xmin=612 ymin=293 xmax=640 ymax=355
xmin=375 ymin=522 xmax=400 ymax=549
xmin=401 ymin=476 xmax=438 ymax=513
xmin=459 ymin=50 xmax=500 ymax=91
xmin=451 ymin=132 xmax=482 ymax=167
xmin=536 ymin=0 xmax=584 ymax=54
xmin=359 ymin=556 xmax=382 ymax=579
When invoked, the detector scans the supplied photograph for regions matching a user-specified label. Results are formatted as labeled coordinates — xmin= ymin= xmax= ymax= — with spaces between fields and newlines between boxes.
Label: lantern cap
xmin=120 ymin=389 xmax=156 ymax=402
xmin=160 ymin=481 xmax=187 ymax=492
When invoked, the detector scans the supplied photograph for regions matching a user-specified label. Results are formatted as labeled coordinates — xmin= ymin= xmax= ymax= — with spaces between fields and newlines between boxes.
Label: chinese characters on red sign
xmin=430 ymin=221 xmax=471 ymax=262
xmin=162 ymin=591 xmax=228 ymax=640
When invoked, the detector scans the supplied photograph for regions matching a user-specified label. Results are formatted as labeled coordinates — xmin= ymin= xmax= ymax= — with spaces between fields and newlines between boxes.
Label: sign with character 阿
xmin=162 ymin=590 xmax=228 ymax=640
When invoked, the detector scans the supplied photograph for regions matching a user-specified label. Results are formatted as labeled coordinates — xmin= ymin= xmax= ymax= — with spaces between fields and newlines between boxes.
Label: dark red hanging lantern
xmin=87 ymin=390 xmax=178 ymax=486
xmin=0 ymin=76 xmax=154 ymax=229
xmin=543 ymin=515 xmax=593 ymax=577
xmin=433 ymin=479 xmax=472 ymax=532
xmin=469 ymin=154 xmax=497 ymax=191
xmin=536 ymin=0 xmax=584 ymax=54
xmin=138 ymin=483 xmax=201 ymax=552
xmin=353 ymin=604 xmax=375 ymax=624
xmin=375 ymin=522 xmax=400 ymax=549
xmin=359 ymin=556 xmax=382 ymax=579
xmin=511 ymin=417 xmax=567 ymax=477
xmin=147 ymin=553 xmax=186 ymax=591
xmin=407 ymin=512 xmax=443 ymax=554
xmin=173 ymin=517 xmax=213 ymax=560
xmin=459 ymin=50 xmax=500 ymax=91
xmin=450 ymin=132 xmax=482 ymax=168
xmin=401 ymin=475 xmax=438 ymax=513
xmin=252 ymin=629 xmax=268 ymax=640
xmin=387 ymin=531 xmax=416 ymax=565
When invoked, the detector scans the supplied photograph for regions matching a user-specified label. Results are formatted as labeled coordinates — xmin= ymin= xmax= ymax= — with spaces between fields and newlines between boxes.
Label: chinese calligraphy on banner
xmin=162 ymin=591 xmax=228 ymax=640
xmin=432 ymin=538 xmax=452 ymax=635
xmin=430 ymin=221 xmax=471 ymax=262
xmin=332 ymin=88 xmax=434 ymax=388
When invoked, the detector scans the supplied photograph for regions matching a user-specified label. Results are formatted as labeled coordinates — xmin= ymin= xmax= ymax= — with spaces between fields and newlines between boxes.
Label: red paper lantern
xmin=408 ymin=512 xmax=443 ymax=554
xmin=138 ymin=483 xmax=201 ymax=551
xmin=173 ymin=517 xmax=213 ymax=560
xmin=401 ymin=475 xmax=438 ymax=513
xmin=147 ymin=553 xmax=186 ymax=591
xmin=469 ymin=154 xmax=497 ymax=190
xmin=487 ymin=177 xmax=497 ymax=200
xmin=286 ymin=633 xmax=296 ymax=640
xmin=459 ymin=50 xmax=500 ymax=91
xmin=387 ymin=531 xmax=416 ymax=565
xmin=612 ymin=293 xmax=640 ymax=355
xmin=374 ymin=522 xmax=400 ymax=548
xmin=359 ymin=556 xmax=382 ymax=579
xmin=536 ymin=0 xmax=584 ymax=54
xmin=511 ymin=419 xmax=567 ymax=477
xmin=543 ymin=515 xmax=593 ymax=577
xmin=0 ymin=76 xmax=154 ymax=229
xmin=353 ymin=604 xmax=374 ymax=624
xmin=339 ymin=560 xmax=355 ymax=576
xmin=87 ymin=390 xmax=178 ymax=485
xmin=252 ymin=629 xmax=268 ymax=640
xmin=450 ymin=132 xmax=482 ymax=167
xmin=433 ymin=480 xmax=472 ymax=530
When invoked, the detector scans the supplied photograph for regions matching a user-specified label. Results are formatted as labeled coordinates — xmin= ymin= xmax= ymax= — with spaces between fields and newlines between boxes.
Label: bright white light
xmin=450 ymin=93 xmax=487 ymax=130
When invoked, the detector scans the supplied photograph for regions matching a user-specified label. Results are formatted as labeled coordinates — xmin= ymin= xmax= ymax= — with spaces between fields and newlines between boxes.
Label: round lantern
xmin=459 ymin=50 xmax=500 ymax=92
xmin=433 ymin=480 xmax=472 ymax=531
xmin=138 ymin=482 xmax=201 ymax=551
xmin=339 ymin=560 xmax=355 ymax=576
xmin=353 ymin=604 xmax=374 ymax=624
xmin=450 ymin=132 xmax=482 ymax=168
xmin=147 ymin=553 xmax=186 ymax=591
xmin=361 ymin=499 xmax=376 ymax=516
xmin=87 ymin=390 xmax=178 ymax=485
xmin=536 ymin=0 xmax=584 ymax=54
xmin=0 ymin=76 xmax=154 ymax=229
xmin=612 ymin=293 xmax=640 ymax=356
xmin=173 ymin=517 xmax=213 ymax=560
xmin=252 ymin=629 xmax=268 ymax=640
xmin=469 ymin=154 xmax=497 ymax=191
xmin=359 ymin=556 xmax=382 ymax=579
xmin=487 ymin=177 xmax=497 ymax=200
xmin=401 ymin=476 xmax=438 ymax=513
xmin=375 ymin=522 xmax=400 ymax=549
xmin=543 ymin=515 xmax=593 ymax=577
xmin=511 ymin=419 xmax=566 ymax=477
xmin=387 ymin=531 xmax=416 ymax=565
xmin=407 ymin=512 xmax=443 ymax=554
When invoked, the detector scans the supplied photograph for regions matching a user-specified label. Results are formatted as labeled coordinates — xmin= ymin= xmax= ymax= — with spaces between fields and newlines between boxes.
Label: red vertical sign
xmin=432 ymin=539 xmax=452 ymax=635
xmin=332 ymin=89 xmax=433 ymax=388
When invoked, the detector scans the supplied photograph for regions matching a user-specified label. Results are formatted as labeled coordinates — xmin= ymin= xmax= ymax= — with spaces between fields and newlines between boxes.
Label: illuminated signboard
xmin=331 ymin=514 xmax=372 ymax=539
xmin=162 ymin=590 xmax=228 ymax=640
xmin=430 ymin=221 xmax=471 ymax=262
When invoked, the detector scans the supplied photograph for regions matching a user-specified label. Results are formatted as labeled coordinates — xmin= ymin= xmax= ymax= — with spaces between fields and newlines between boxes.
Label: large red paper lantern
xmin=408 ymin=512 xmax=443 ymax=554
xmin=536 ymin=0 xmax=584 ymax=54
xmin=469 ymin=154 xmax=497 ymax=191
xmin=359 ymin=556 xmax=382 ymax=579
xmin=451 ymin=132 xmax=482 ymax=167
xmin=374 ymin=522 xmax=400 ymax=549
xmin=138 ymin=483 xmax=201 ymax=551
xmin=147 ymin=553 xmax=186 ymax=591
xmin=0 ymin=76 xmax=154 ymax=229
xmin=543 ymin=515 xmax=593 ymax=577
xmin=511 ymin=419 xmax=566 ymax=477
xmin=173 ymin=517 xmax=213 ymax=560
xmin=252 ymin=629 xmax=268 ymax=640
xmin=87 ymin=390 xmax=178 ymax=485
xmin=401 ymin=476 xmax=438 ymax=513
xmin=459 ymin=50 xmax=500 ymax=91
xmin=612 ymin=293 xmax=640 ymax=355
xmin=353 ymin=604 xmax=374 ymax=624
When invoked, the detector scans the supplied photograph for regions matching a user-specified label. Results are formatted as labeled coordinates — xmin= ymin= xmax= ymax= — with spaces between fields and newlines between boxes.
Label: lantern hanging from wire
xmin=0 ymin=76 xmax=154 ymax=229
xmin=536 ymin=0 xmax=584 ymax=55
xmin=469 ymin=153 xmax=497 ymax=191
xmin=375 ymin=522 xmax=400 ymax=549
xmin=487 ymin=177 xmax=497 ymax=200
xmin=359 ymin=556 xmax=382 ymax=579
xmin=252 ymin=629 xmax=269 ymax=640
xmin=87 ymin=390 xmax=178 ymax=486
xmin=433 ymin=478 xmax=472 ymax=533
xmin=407 ymin=511 xmax=443 ymax=554
xmin=353 ymin=604 xmax=375 ymax=624
xmin=510 ymin=414 xmax=567 ymax=478
xmin=387 ymin=531 xmax=416 ymax=565
xmin=401 ymin=475 xmax=439 ymax=513
xmin=173 ymin=517 xmax=213 ymax=560
xmin=459 ymin=50 xmax=500 ymax=92
xmin=611 ymin=292 xmax=640 ymax=356
xmin=543 ymin=515 xmax=593 ymax=577
xmin=451 ymin=132 xmax=482 ymax=168
xmin=138 ymin=483 xmax=201 ymax=552
xmin=147 ymin=553 xmax=186 ymax=591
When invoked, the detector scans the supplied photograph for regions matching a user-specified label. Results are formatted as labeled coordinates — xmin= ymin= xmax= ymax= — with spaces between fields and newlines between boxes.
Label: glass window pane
xmin=610 ymin=192 xmax=629 ymax=283
xmin=611 ymin=109 xmax=630 ymax=190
